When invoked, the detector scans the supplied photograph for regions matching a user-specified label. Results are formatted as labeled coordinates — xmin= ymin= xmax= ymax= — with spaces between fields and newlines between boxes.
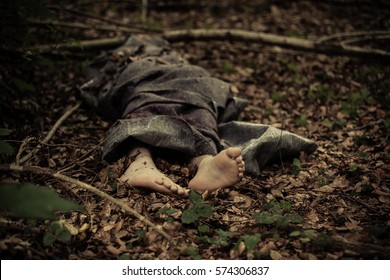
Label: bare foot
xmin=188 ymin=147 xmax=245 ymax=192
xmin=119 ymin=147 xmax=189 ymax=196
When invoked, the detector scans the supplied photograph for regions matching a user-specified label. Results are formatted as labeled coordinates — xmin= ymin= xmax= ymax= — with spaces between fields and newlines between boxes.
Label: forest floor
xmin=0 ymin=0 xmax=389 ymax=260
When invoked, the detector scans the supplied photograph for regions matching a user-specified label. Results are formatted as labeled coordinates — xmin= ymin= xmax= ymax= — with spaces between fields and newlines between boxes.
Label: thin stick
xmin=316 ymin=30 xmax=390 ymax=43
xmin=28 ymin=19 xmax=145 ymax=34
xmin=0 ymin=164 xmax=171 ymax=240
xmin=18 ymin=102 xmax=81 ymax=165
xmin=15 ymin=136 xmax=34 ymax=166
xmin=141 ymin=0 xmax=148 ymax=23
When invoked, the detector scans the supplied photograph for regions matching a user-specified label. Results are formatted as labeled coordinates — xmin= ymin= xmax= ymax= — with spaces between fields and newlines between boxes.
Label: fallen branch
xmin=17 ymin=102 xmax=82 ymax=165
xmin=25 ymin=28 xmax=390 ymax=60
xmin=29 ymin=19 xmax=143 ymax=34
xmin=163 ymin=29 xmax=390 ymax=60
xmin=0 ymin=164 xmax=171 ymax=240
xmin=27 ymin=37 xmax=127 ymax=53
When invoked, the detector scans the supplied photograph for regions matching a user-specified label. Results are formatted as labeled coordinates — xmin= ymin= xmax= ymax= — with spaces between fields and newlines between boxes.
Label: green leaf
xmin=183 ymin=246 xmax=202 ymax=260
xmin=240 ymin=233 xmax=261 ymax=251
xmin=290 ymin=158 xmax=302 ymax=176
xmin=214 ymin=229 xmax=234 ymax=246
xmin=182 ymin=190 xmax=213 ymax=224
xmin=43 ymin=221 xmax=73 ymax=247
xmin=188 ymin=189 xmax=202 ymax=204
xmin=156 ymin=206 xmax=177 ymax=216
xmin=43 ymin=232 xmax=56 ymax=247
xmin=313 ymin=232 xmax=331 ymax=247
xmin=303 ymin=229 xmax=316 ymax=237
xmin=57 ymin=227 xmax=72 ymax=242
xmin=286 ymin=213 xmax=303 ymax=224
xmin=0 ymin=128 xmax=12 ymax=136
xmin=135 ymin=229 xmax=145 ymax=239
xmin=299 ymin=237 xmax=311 ymax=243
xmin=193 ymin=203 xmax=213 ymax=218
xmin=181 ymin=208 xmax=198 ymax=224
xmin=118 ymin=254 xmax=131 ymax=260
xmin=0 ymin=183 xmax=83 ymax=220
xmin=252 ymin=212 xmax=277 ymax=224
xmin=289 ymin=231 xmax=301 ymax=237
xmin=197 ymin=224 xmax=210 ymax=234
xmin=0 ymin=141 xmax=14 ymax=154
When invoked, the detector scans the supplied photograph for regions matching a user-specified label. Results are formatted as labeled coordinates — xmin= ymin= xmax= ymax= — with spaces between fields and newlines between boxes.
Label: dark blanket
xmin=79 ymin=34 xmax=317 ymax=176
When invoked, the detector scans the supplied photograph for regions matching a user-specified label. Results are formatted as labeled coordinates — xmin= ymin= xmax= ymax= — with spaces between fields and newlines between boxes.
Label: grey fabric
xmin=79 ymin=34 xmax=317 ymax=177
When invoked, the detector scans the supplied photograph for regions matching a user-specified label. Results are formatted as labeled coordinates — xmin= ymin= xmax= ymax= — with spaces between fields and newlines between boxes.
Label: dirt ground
xmin=0 ymin=0 xmax=389 ymax=260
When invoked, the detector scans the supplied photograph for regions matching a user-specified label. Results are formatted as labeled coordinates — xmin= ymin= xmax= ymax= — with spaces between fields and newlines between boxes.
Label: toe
xmin=226 ymin=147 xmax=242 ymax=159
xmin=155 ymin=178 xmax=164 ymax=185
xmin=170 ymin=184 xmax=178 ymax=192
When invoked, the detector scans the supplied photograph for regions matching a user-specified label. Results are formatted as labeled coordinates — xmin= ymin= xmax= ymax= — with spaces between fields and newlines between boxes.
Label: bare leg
xmin=188 ymin=147 xmax=245 ymax=192
xmin=119 ymin=146 xmax=188 ymax=196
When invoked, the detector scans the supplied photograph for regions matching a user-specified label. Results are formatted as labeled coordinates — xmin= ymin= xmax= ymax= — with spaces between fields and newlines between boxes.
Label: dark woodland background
xmin=0 ymin=0 xmax=389 ymax=260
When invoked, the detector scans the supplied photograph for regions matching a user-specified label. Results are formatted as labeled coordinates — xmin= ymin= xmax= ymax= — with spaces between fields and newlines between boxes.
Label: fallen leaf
xmin=270 ymin=250 xmax=283 ymax=260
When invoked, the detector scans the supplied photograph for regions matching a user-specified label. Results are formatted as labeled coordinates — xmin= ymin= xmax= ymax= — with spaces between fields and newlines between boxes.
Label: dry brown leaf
xmin=316 ymin=185 xmax=334 ymax=193
xmin=270 ymin=250 xmax=283 ymax=260
xmin=103 ymin=224 xmax=114 ymax=232
xmin=106 ymin=245 xmax=122 ymax=256
xmin=345 ymin=221 xmax=363 ymax=231
xmin=307 ymin=210 xmax=320 ymax=224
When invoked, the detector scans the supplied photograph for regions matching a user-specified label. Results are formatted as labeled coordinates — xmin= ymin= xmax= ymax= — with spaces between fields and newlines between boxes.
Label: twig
xmin=28 ymin=37 xmax=127 ymax=53
xmin=0 ymin=164 xmax=171 ymax=240
xmin=28 ymin=19 xmax=144 ymax=34
xmin=316 ymin=30 xmax=390 ymax=43
xmin=42 ymin=102 xmax=82 ymax=146
xmin=15 ymin=136 xmax=34 ymax=166
xmin=141 ymin=0 xmax=148 ymax=23
xmin=345 ymin=119 xmax=383 ymax=132
xmin=17 ymin=102 xmax=81 ymax=165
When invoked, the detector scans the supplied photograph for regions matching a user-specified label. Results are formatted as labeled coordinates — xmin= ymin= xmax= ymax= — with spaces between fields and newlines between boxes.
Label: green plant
xmin=312 ymin=232 xmax=331 ymax=247
xmin=318 ymin=176 xmax=330 ymax=186
xmin=181 ymin=190 xmax=213 ymax=224
xmin=341 ymin=90 xmax=370 ymax=118
xmin=332 ymin=118 xmax=346 ymax=130
xmin=307 ymin=84 xmax=335 ymax=103
xmin=0 ymin=183 xmax=82 ymax=220
xmin=289 ymin=229 xmax=316 ymax=243
xmin=354 ymin=135 xmax=370 ymax=147
xmin=271 ymin=91 xmax=286 ymax=102
xmin=252 ymin=200 xmax=302 ymax=228
xmin=237 ymin=233 xmax=262 ymax=251
xmin=222 ymin=61 xmax=235 ymax=73
xmin=198 ymin=229 xmax=234 ymax=246
xmin=290 ymin=158 xmax=302 ymax=176
xmin=183 ymin=245 xmax=202 ymax=260
xmin=349 ymin=163 xmax=359 ymax=173
xmin=295 ymin=114 xmax=308 ymax=128
xmin=287 ymin=62 xmax=298 ymax=76
xmin=156 ymin=206 xmax=177 ymax=222
xmin=43 ymin=220 xmax=75 ymax=247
